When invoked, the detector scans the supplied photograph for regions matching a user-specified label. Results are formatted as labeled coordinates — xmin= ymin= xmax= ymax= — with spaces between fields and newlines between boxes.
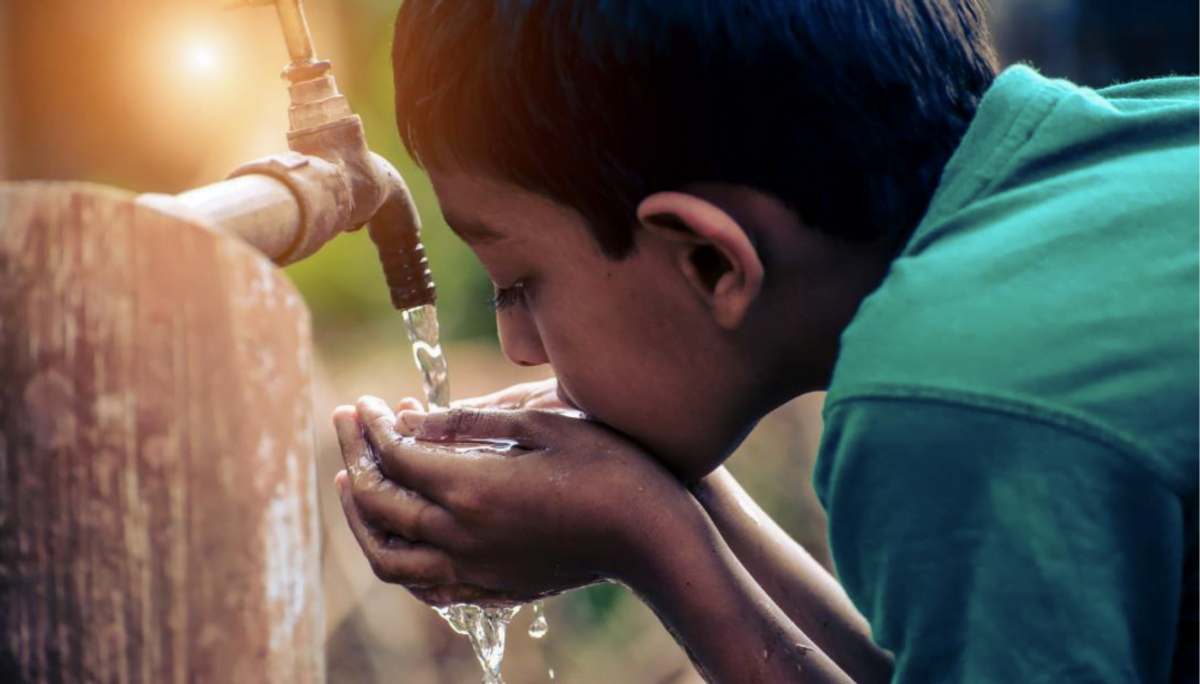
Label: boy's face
xmin=429 ymin=171 xmax=773 ymax=481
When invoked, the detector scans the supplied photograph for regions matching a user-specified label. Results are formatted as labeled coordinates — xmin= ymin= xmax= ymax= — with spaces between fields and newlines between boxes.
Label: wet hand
xmin=394 ymin=377 xmax=571 ymax=415
xmin=332 ymin=397 xmax=693 ymax=606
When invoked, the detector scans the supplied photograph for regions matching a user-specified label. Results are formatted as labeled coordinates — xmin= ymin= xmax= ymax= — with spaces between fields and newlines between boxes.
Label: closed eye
xmin=486 ymin=280 xmax=528 ymax=311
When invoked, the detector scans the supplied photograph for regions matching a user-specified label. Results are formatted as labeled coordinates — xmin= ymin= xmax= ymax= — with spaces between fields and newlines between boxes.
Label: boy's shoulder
xmin=815 ymin=67 xmax=1197 ymax=684
xmin=827 ymin=65 xmax=1199 ymax=479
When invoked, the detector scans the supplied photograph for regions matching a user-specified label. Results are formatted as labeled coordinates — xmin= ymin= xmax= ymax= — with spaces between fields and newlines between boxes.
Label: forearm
xmin=622 ymin=497 xmax=854 ymax=684
xmin=691 ymin=467 xmax=893 ymax=684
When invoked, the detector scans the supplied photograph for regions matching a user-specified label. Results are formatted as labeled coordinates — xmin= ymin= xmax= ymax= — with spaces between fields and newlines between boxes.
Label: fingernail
xmin=398 ymin=410 xmax=426 ymax=435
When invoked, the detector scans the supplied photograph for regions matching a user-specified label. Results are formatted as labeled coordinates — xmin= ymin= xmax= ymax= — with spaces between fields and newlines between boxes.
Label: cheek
xmin=538 ymin=282 xmax=713 ymax=440
xmin=529 ymin=254 xmax=742 ymax=469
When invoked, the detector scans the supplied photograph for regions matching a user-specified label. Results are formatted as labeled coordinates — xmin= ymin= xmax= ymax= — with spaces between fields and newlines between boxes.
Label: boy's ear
xmin=637 ymin=191 xmax=764 ymax=329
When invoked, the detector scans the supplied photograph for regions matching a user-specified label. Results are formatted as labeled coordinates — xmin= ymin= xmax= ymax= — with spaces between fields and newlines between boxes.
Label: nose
xmin=496 ymin=310 xmax=549 ymax=367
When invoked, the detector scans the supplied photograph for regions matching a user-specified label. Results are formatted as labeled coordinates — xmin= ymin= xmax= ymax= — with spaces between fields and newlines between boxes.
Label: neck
xmin=749 ymin=244 xmax=893 ymax=401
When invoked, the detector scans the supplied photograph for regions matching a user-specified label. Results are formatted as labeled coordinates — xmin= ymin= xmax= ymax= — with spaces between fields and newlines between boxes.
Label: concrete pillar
xmin=0 ymin=182 xmax=325 ymax=683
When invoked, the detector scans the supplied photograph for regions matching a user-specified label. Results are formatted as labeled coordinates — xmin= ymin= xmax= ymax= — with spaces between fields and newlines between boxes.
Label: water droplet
xmin=529 ymin=600 xmax=548 ymax=639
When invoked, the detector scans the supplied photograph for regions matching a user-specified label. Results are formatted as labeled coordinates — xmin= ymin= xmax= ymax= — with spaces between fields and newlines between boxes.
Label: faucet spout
xmin=366 ymin=153 xmax=437 ymax=310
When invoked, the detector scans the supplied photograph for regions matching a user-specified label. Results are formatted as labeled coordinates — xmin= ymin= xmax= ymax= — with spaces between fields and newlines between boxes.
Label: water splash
xmin=436 ymin=604 xmax=522 ymax=684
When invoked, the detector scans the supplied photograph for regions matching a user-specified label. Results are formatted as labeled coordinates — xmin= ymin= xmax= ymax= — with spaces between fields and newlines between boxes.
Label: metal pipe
xmin=273 ymin=0 xmax=316 ymax=66
xmin=136 ymin=152 xmax=352 ymax=267
xmin=141 ymin=175 xmax=300 ymax=260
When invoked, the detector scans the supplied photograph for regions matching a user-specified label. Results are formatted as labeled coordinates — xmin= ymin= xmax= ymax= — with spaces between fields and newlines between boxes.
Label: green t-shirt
xmin=814 ymin=65 xmax=1199 ymax=683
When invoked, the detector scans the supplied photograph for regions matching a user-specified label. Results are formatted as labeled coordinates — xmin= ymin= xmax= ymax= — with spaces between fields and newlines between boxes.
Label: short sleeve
xmin=814 ymin=396 xmax=1190 ymax=684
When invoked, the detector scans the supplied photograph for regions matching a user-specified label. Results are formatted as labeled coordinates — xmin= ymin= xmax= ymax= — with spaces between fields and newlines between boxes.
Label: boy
xmin=332 ymin=1 xmax=1199 ymax=682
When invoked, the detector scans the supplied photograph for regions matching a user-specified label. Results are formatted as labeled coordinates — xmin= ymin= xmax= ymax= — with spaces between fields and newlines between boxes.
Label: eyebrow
xmin=443 ymin=215 xmax=508 ymax=246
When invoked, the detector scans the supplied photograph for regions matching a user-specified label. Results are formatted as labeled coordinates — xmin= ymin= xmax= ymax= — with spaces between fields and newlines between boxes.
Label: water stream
xmin=401 ymin=304 xmax=450 ymax=410
xmin=401 ymin=303 xmax=548 ymax=684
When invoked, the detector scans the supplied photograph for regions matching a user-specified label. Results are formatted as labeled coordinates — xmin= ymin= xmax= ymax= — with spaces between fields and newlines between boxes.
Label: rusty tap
xmin=143 ymin=0 xmax=436 ymax=311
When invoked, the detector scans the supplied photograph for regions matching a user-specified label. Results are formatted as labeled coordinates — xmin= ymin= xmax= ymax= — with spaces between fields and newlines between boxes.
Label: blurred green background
xmin=1 ymin=0 xmax=1193 ymax=682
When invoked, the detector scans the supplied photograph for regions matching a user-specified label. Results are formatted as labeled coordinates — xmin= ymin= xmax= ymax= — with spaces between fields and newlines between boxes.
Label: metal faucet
xmin=140 ymin=0 xmax=436 ymax=311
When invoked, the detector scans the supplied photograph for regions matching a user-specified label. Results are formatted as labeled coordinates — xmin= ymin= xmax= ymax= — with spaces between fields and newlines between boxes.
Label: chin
xmin=685 ymin=416 xmax=764 ymax=483
xmin=595 ymin=401 xmax=758 ymax=484
xmin=643 ymin=432 xmax=740 ymax=486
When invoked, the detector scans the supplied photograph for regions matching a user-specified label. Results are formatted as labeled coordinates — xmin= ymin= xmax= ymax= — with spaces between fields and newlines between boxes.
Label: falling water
xmin=401 ymin=304 xmax=450 ymax=409
xmin=401 ymin=302 xmax=550 ymax=683
xmin=436 ymin=604 xmax=521 ymax=684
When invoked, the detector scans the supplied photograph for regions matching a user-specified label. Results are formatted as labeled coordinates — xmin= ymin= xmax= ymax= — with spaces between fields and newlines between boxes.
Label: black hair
xmin=393 ymin=0 xmax=998 ymax=259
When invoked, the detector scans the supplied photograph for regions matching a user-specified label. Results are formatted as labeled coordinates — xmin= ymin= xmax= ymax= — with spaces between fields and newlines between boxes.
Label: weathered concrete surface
xmin=0 ymin=182 xmax=324 ymax=684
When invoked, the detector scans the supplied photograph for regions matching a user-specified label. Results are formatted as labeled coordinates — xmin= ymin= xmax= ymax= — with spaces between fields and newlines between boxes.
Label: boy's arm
xmin=691 ymin=467 xmax=894 ymax=684
xmin=416 ymin=381 xmax=890 ymax=680
xmin=335 ymin=400 xmax=858 ymax=683
xmin=623 ymin=493 xmax=858 ymax=684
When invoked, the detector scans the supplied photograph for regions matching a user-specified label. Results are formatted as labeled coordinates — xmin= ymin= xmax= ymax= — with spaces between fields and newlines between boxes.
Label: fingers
xmin=356 ymin=396 xmax=461 ymax=498
xmin=411 ymin=584 xmax=528 ymax=608
xmin=405 ymin=406 xmax=572 ymax=445
xmin=394 ymin=397 xmax=426 ymax=413
xmin=449 ymin=378 xmax=561 ymax=411
xmin=335 ymin=472 xmax=456 ymax=588
xmin=333 ymin=405 xmax=373 ymax=478
xmin=349 ymin=469 xmax=457 ymax=544
xmin=450 ymin=385 xmax=525 ymax=410
xmin=355 ymin=396 xmax=407 ymax=453
xmin=516 ymin=377 xmax=565 ymax=410
xmin=332 ymin=406 xmax=457 ymax=542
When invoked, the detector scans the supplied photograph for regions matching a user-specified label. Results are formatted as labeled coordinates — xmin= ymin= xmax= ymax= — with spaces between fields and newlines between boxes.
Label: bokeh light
xmin=188 ymin=44 xmax=219 ymax=74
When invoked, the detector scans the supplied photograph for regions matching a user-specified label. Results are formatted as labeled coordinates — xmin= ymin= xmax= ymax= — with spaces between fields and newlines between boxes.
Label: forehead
xmin=428 ymin=170 xmax=595 ymax=251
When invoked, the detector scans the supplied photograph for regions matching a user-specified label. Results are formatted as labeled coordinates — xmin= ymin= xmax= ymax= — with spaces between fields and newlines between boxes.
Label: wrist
xmin=617 ymin=497 xmax=854 ymax=684
xmin=610 ymin=482 xmax=712 ymax=595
